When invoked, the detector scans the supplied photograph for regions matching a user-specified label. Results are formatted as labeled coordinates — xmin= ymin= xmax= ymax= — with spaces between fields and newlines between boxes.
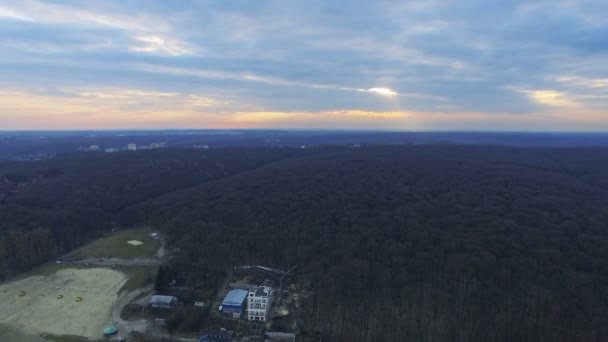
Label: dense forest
xmin=0 ymin=148 xmax=297 ymax=279
xmin=2 ymin=145 xmax=608 ymax=341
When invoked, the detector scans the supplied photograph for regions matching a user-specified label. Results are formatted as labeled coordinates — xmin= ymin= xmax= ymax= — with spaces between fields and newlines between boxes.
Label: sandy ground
xmin=0 ymin=268 xmax=127 ymax=338
xmin=127 ymin=240 xmax=143 ymax=246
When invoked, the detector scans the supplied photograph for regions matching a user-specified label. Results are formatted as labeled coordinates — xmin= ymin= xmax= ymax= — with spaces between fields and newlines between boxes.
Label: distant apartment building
xmin=128 ymin=143 xmax=137 ymax=151
xmin=247 ymin=286 xmax=274 ymax=322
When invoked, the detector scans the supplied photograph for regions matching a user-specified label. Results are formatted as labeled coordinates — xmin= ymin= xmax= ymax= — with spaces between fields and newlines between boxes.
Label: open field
xmin=69 ymin=228 xmax=160 ymax=259
xmin=0 ymin=268 xmax=127 ymax=339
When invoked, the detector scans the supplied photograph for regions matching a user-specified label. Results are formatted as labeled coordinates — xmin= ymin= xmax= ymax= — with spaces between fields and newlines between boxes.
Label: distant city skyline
xmin=0 ymin=1 xmax=607 ymax=131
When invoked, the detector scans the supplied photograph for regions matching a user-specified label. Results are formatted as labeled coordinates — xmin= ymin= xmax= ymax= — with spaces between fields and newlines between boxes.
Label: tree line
xmin=3 ymin=145 xmax=608 ymax=341
xmin=144 ymin=146 xmax=608 ymax=342
xmin=0 ymin=148 xmax=297 ymax=279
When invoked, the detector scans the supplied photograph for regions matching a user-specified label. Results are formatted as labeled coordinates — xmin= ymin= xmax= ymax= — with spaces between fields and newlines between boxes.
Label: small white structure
xmin=148 ymin=295 xmax=178 ymax=309
xmin=247 ymin=286 xmax=274 ymax=322
xmin=128 ymin=143 xmax=137 ymax=151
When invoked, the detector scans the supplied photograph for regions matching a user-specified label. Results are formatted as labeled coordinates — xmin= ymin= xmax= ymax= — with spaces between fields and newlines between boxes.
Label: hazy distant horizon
xmin=4 ymin=129 xmax=608 ymax=134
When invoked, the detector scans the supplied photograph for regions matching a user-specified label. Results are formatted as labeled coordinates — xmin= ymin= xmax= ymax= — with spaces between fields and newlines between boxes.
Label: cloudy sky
xmin=1 ymin=0 xmax=607 ymax=130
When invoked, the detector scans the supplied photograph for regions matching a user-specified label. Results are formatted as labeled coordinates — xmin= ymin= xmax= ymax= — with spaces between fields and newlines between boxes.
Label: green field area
xmin=0 ymin=323 xmax=46 ymax=342
xmin=70 ymin=228 xmax=160 ymax=259
xmin=119 ymin=265 xmax=159 ymax=292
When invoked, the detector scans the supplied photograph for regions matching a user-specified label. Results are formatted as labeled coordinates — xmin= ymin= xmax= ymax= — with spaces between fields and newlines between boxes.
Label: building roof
xmin=199 ymin=334 xmax=232 ymax=342
xmin=149 ymin=295 xmax=177 ymax=305
xmin=222 ymin=289 xmax=248 ymax=306
xmin=251 ymin=286 xmax=272 ymax=298
xmin=265 ymin=332 xmax=296 ymax=342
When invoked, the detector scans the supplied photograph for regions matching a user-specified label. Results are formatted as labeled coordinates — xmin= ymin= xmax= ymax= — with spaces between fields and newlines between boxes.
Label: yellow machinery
xmin=75 ymin=297 xmax=83 ymax=302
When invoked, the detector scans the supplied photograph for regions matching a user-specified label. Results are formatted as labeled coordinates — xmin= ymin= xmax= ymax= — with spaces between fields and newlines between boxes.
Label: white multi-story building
xmin=128 ymin=143 xmax=137 ymax=151
xmin=247 ymin=286 xmax=274 ymax=322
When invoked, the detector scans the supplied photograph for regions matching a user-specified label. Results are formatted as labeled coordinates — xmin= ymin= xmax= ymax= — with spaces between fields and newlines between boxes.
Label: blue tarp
xmin=103 ymin=326 xmax=118 ymax=335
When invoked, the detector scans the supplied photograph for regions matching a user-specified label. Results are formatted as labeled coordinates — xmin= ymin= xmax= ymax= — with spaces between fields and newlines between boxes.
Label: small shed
xmin=148 ymin=295 xmax=178 ymax=309
xmin=221 ymin=289 xmax=248 ymax=314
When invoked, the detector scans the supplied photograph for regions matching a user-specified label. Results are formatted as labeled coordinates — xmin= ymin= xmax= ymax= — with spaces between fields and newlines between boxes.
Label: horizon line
xmin=2 ymin=129 xmax=608 ymax=134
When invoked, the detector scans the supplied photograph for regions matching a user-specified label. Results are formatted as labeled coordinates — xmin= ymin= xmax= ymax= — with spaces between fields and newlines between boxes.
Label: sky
xmin=0 ymin=0 xmax=607 ymax=131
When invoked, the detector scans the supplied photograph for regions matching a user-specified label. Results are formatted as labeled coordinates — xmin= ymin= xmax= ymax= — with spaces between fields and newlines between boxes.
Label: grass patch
xmin=70 ymin=227 xmax=160 ymax=259
xmin=119 ymin=265 xmax=159 ymax=292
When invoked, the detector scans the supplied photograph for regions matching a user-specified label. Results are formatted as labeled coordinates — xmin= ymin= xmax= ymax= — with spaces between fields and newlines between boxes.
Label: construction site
xmin=0 ymin=228 xmax=314 ymax=342
xmin=0 ymin=228 xmax=161 ymax=341
xmin=0 ymin=268 xmax=127 ymax=338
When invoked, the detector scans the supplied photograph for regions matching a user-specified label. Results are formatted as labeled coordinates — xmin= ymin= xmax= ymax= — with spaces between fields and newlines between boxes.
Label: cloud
xmin=68 ymin=88 xmax=179 ymax=99
xmin=0 ymin=1 xmax=166 ymax=32
xmin=0 ymin=87 xmax=229 ymax=114
xmin=0 ymin=1 xmax=193 ymax=56
xmin=0 ymin=0 xmax=607 ymax=129
xmin=518 ymin=89 xmax=579 ymax=108
xmin=0 ymin=88 xmax=234 ymax=129
xmin=130 ymin=35 xmax=196 ymax=56
xmin=0 ymin=7 xmax=35 ymax=21
xmin=133 ymin=64 xmax=447 ymax=103
xmin=365 ymin=88 xmax=398 ymax=96
xmin=2 ymin=88 xmax=608 ymax=131
xmin=556 ymin=76 xmax=608 ymax=89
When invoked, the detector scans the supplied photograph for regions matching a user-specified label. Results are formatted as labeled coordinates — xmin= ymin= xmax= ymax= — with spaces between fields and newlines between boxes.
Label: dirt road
xmin=108 ymin=285 xmax=153 ymax=337
xmin=71 ymin=257 xmax=163 ymax=267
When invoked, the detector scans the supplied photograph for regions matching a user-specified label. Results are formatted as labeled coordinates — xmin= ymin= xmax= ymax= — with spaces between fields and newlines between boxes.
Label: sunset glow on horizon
xmin=0 ymin=1 xmax=607 ymax=131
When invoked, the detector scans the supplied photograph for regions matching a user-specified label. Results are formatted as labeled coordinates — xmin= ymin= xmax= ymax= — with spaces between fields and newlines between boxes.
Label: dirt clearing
xmin=0 ymin=268 xmax=127 ymax=339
